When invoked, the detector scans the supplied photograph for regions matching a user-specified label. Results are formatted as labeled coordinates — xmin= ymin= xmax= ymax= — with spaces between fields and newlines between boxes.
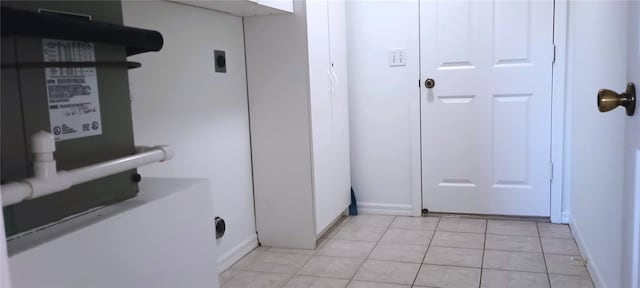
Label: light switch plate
xmin=388 ymin=49 xmax=406 ymax=67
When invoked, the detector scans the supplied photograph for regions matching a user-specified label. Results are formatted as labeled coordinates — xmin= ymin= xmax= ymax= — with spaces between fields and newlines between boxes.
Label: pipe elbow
xmin=31 ymin=131 xmax=55 ymax=154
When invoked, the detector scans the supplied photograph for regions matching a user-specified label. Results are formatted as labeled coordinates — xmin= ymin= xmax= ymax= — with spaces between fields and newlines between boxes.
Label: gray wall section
xmin=1 ymin=1 xmax=138 ymax=236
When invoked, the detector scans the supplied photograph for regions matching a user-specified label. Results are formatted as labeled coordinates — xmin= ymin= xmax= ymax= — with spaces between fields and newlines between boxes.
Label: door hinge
xmin=549 ymin=162 xmax=554 ymax=181
xmin=552 ymin=44 xmax=556 ymax=64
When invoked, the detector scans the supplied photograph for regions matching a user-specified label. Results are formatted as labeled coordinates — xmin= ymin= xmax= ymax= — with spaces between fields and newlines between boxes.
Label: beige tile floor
xmin=220 ymin=214 xmax=594 ymax=288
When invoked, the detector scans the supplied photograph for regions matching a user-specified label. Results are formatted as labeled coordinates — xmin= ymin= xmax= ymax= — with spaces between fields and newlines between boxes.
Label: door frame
xmin=551 ymin=0 xmax=568 ymax=223
xmin=412 ymin=0 xmax=569 ymax=223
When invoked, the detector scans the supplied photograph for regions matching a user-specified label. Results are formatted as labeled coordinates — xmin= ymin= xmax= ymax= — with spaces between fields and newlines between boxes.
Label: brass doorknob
xmin=597 ymin=83 xmax=636 ymax=116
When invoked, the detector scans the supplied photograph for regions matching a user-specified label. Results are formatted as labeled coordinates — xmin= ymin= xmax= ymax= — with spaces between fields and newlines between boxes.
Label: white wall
xmin=346 ymin=1 xmax=420 ymax=215
xmin=122 ymin=1 xmax=257 ymax=271
xmin=565 ymin=1 xmax=629 ymax=287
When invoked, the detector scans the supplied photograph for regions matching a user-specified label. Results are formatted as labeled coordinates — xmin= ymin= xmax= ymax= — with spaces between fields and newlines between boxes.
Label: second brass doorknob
xmin=597 ymin=83 xmax=636 ymax=116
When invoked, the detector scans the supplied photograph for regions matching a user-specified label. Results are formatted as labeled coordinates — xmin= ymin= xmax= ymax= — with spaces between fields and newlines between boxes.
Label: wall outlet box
xmin=214 ymin=50 xmax=226 ymax=73
xmin=388 ymin=49 xmax=406 ymax=67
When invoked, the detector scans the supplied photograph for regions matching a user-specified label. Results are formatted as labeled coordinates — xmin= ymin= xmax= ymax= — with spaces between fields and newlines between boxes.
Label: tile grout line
xmin=287 ymin=216 xmax=351 ymax=287
xmin=228 ymin=263 xmax=555 ymax=277
xmin=410 ymin=216 xmax=442 ymax=287
xmin=344 ymin=215 xmax=396 ymax=287
xmin=225 ymin=218 xmax=592 ymax=287
xmin=479 ymin=219 xmax=488 ymax=288
xmin=226 ymin=217 xmax=351 ymax=287
xmin=537 ymin=223 xmax=553 ymax=288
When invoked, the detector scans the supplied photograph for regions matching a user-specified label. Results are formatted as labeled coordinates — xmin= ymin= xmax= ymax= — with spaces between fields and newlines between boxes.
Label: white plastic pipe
xmin=1 ymin=131 xmax=174 ymax=207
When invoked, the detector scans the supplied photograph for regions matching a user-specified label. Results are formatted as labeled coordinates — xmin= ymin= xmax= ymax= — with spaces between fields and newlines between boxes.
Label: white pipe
xmin=67 ymin=147 xmax=172 ymax=185
xmin=1 ymin=132 xmax=174 ymax=207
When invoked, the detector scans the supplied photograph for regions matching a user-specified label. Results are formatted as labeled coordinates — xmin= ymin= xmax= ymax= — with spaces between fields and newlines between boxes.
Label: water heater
xmin=1 ymin=1 xmax=163 ymax=236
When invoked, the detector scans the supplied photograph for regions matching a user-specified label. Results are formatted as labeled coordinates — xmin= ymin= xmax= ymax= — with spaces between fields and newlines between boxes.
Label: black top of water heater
xmin=1 ymin=6 xmax=163 ymax=56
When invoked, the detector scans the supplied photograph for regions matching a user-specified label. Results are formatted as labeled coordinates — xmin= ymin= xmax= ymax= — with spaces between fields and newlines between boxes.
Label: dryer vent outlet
xmin=214 ymin=50 xmax=226 ymax=73
xmin=215 ymin=216 xmax=226 ymax=239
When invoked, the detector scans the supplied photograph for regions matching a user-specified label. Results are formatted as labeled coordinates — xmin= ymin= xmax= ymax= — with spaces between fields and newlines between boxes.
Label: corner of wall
xmin=217 ymin=233 xmax=259 ymax=272
xmin=570 ymin=218 xmax=605 ymax=288
xmin=561 ymin=211 xmax=571 ymax=224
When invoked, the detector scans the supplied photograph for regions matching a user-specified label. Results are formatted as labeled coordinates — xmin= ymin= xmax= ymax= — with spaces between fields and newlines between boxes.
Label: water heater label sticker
xmin=42 ymin=39 xmax=102 ymax=141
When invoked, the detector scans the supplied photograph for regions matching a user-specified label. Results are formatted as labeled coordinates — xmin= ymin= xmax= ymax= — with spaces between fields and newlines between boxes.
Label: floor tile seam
xmin=348 ymin=215 xmax=398 ymax=283
xmin=421 ymin=261 xmax=482 ymax=269
xmin=428 ymin=244 xmax=484 ymax=249
xmin=483 ymin=248 xmax=546 ymax=255
xmin=280 ymin=273 xmax=298 ymax=288
xmin=431 ymin=214 xmax=545 ymax=221
xmin=540 ymin=236 xmax=581 ymax=240
xmin=420 ymin=263 xmax=484 ymax=270
xmin=323 ymin=238 xmax=382 ymax=244
xmin=486 ymin=234 xmax=542 ymax=239
xmin=314 ymin=252 xmax=372 ymax=260
xmin=485 ymin=232 xmax=541 ymax=237
xmin=541 ymin=252 xmax=583 ymax=257
xmin=427 ymin=212 xmax=551 ymax=223
xmin=546 ymin=271 xmax=593 ymax=277
xmin=295 ymin=270 xmax=356 ymax=281
xmin=365 ymin=256 xmax=429 ymax=265
xmin=540 ymin=252 xmax=583 ymax=256
xmin=481 ymin=267 xmax=549 ymax=275
xmin=412 ymin=216 xmax=442 ymax=287
xmin=379 ymin=240 xmax=430 ymax=247
xmin=351 ymin=274 xmax=416 ymax=286
xmin=428 ymin=244 xmax=485 ymax=250
xmin=387 ymin=227 xmax=438 ymax=232
xmin=537 ymin=221 xmax=553 ymax=288
xmin=479 ymin=215 xmax=489 ymax=288
xmin=328 ymin=218 xmax=354 ymax=241
xmin=300 ymin=254 xmax=370 ymax=262
xmin=292 ymin=245 xmax=330 ymax=278
xmin=486 ymin=218 xmax=545 ymax=222
xmin=434 ymin=229 xmax=486 ymax=235
xmin=287 ymin=274 xmax=356 ymax=282
xmin=225 ymin=267 xmax=297 ymax=276
xmin=548 ymin=271 xmax=599 ymax=287
xmin=538 ymin=235 xmax=575 ymax=239
xmin=480 ymin=264 xmax=548 ymax=274
xmin=343 ymin=225 xmax=397 ymax=230
xmin=374 ymin=242 xmax=433 ymax=248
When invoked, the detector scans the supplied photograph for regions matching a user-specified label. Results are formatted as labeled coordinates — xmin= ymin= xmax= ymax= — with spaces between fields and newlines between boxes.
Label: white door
xmin=308 ymin=0 xmax=350 ymax=235
xmin=328 ymin=0 xmax=352 ymax=221
xmin=420 ymin=0 xmax=554 ymax=216
xmin=306 ymin=0 xmax=336 ymax=235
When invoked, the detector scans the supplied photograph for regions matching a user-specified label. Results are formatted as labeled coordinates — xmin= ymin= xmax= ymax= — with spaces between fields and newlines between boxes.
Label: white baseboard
xmin=217 ymin=234 xmax=258 ymax=272
xmin=562 ymin=211 xmax=571 ymax=224
xmin=357 ymin=202 xmax=414 ymax=216
xmin=570 ymin=219 xmax=605 ymax=288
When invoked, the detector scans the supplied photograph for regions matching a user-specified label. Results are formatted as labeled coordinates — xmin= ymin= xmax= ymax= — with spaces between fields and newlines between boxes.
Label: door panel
xmin=328 ymin=0 xmax=351 ymax=225
xmin=494 ymin=1 xmax=531 ymax=64
xmin=420 ymin=0 xmax=553 ymax=216
xmin=306 ymin=0 xmax=335 ymax=235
